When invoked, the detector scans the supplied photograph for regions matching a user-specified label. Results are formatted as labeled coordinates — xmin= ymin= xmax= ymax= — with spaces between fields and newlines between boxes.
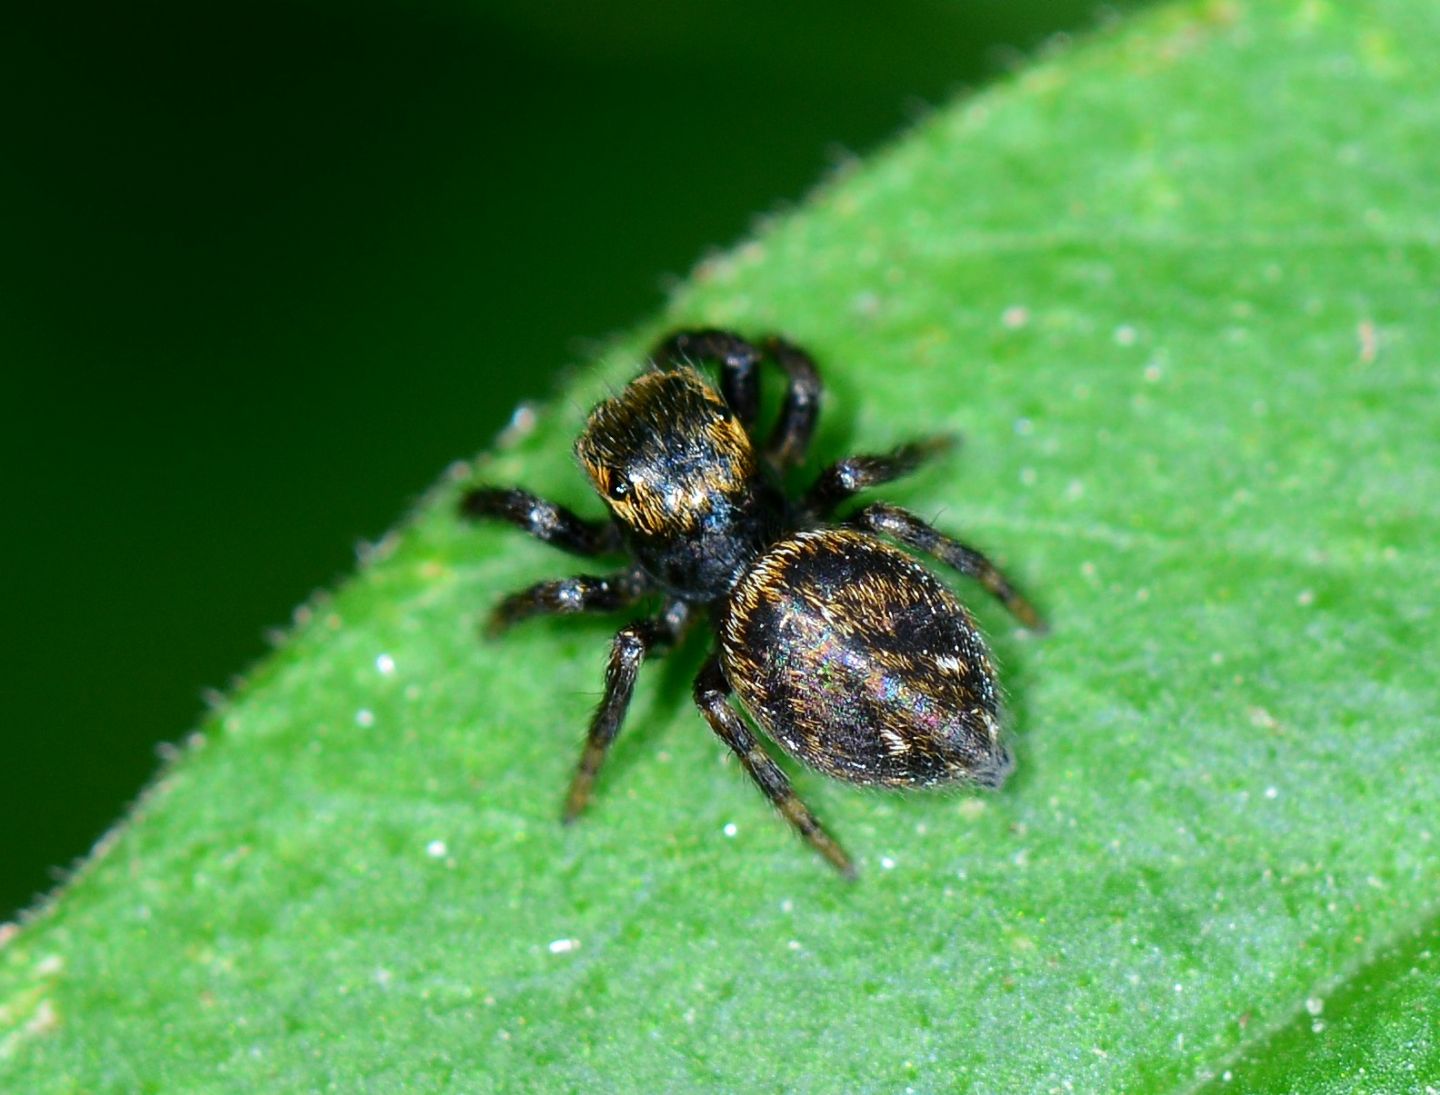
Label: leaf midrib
xmin=1179 ymin=899 xmax=1440 ymax=1092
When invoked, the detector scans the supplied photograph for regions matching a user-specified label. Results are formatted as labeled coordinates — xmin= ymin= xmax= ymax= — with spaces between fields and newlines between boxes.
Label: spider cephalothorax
xmin=461 ymin=330 xmax=1042 ymax=876
xmin=575 ymin=367 xmax=778 ymax=599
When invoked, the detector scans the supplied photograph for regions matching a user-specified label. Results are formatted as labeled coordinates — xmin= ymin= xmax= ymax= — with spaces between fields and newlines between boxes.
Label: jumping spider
xmin=461 ymin=330 xmax=1042 ymax=876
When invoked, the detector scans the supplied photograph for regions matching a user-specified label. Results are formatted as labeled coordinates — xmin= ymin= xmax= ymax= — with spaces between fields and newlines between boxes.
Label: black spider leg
xmin=461 ymin=487 xmax=621 ymax=556
xmin=759 ymin=335 xmax=822 ymax=471
xmin=488 ymin=567 xmax=650 ymax=637
xmin=849 ymin=502 xmax=1045 ymax=630
xmin=800 ymin=435 xmax=956 ymax=521
xmin=650 ymin=330 xmax=824 ymax=469
xmin=650 ymin=329 xmax=764 ymax=428
xmin=563 ymin=602 xmax=692 ymax=822
xmin=693 ymin=657 xmax=855 ymax=878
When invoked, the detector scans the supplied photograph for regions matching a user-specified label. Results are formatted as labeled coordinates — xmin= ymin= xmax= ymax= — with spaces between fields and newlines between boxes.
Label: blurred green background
xmin=2 ymin=0 xmax=1142 ymax=919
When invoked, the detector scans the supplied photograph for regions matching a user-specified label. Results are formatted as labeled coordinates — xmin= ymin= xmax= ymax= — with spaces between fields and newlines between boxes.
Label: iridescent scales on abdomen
xmin=720 ymin=528 xmax=1009 ymax=790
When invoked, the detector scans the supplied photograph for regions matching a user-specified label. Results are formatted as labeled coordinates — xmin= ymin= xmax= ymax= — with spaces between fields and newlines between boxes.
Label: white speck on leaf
xmin=496 ymin=402 xmax=539 ymax=448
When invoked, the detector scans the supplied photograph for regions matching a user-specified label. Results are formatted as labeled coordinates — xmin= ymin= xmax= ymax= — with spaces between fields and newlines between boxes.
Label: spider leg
xmin=760 ymin=335 xmax=823 ymax=471
xmin=801 ymin=435 xmax=955 ymax=520
xmin=461 ymin=487 xmax=621 ymax=556
xmin=848 ymin=502 xmax=1045 ymax=630
xmin=650 ymin=330 xmax=825 ymax=470
xmin=488 ymin=568 xmax=648 ymax=636
xmin=650 ymin=329 xmax=764 ymax=429
xmin=693 ymin=657 xmax=855 ymax=878
xmin=562 ymin=605 xmax=690 ymax=822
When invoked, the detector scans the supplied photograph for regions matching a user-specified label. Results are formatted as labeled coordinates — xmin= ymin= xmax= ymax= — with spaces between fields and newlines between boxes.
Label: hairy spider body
xmin=462 ymin=330 xmax=1041 ymax=876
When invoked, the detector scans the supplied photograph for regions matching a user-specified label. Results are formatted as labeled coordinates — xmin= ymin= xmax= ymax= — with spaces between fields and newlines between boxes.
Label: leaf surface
xmin=3 ymin=1 xmax=1438 ymax=1089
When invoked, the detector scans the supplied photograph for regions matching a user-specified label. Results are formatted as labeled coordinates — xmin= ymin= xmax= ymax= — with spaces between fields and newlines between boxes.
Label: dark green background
xmin=3 ymin=1 xmax=1142 ymax=919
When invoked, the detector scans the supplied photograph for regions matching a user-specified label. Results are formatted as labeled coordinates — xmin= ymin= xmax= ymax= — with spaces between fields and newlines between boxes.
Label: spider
xmin=461 ymin=330 xmax=1042 ymax=876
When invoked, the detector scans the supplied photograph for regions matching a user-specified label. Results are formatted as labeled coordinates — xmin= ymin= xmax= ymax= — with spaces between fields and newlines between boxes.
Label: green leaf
xmin=4 ymin=0 xmax=1438 ymax=1088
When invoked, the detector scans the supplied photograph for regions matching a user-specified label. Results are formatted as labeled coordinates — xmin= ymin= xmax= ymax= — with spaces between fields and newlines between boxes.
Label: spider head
xmin=575 ymin=367 xmax=758 ymax=540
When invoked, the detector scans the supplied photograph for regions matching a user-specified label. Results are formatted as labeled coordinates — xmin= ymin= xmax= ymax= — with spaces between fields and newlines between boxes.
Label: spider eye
xmin=606 ymin=474 xmax=633 ymax=501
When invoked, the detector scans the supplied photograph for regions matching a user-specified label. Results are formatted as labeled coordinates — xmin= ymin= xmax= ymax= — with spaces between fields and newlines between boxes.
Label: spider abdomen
xmin=720 ymin=528 xmax=1012 ymax=789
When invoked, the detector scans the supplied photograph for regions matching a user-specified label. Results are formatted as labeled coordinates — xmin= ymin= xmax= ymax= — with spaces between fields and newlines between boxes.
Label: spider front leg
xmin=693 ymin=658 xmax=855 ymax=877
xmin=801 ymin=435 xmax=955 ymax=520
xmin=651 ymin=329 xmax=764 ymax=428
xmin=849 ymin=502 xmax=1045 ymax=630
xmin=651 ymin=329 xmax=824 ymax=470
xmin=563 ymin=603 xmax=691 ymax=822
xmin=488 ymin=568 xmax=648 ymax=636
xmin=461 ymin=486 xmax=620 ymax=556
xmin=759 ymin=335 xmax=822 ymax=470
